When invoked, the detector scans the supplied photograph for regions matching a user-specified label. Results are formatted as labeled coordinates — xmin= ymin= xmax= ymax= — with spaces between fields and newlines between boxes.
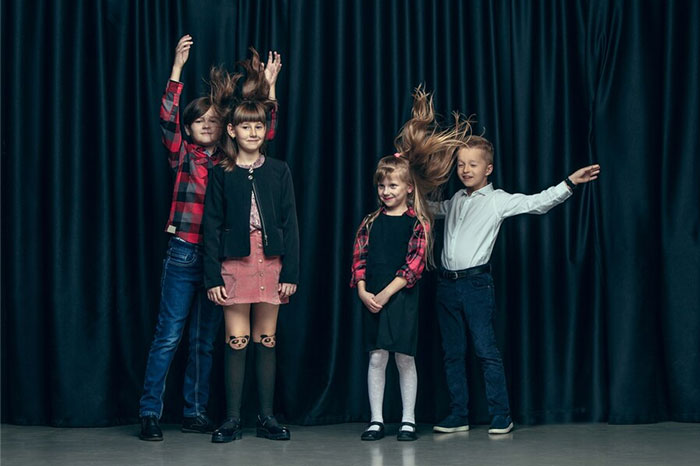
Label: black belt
xmin=439 ymin=264 xmax=491 ymax=280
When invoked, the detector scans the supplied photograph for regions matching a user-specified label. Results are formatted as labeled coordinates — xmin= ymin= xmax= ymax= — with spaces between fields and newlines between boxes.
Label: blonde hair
xmin=461 ymin=134 xmax=494 ymax=164
xmin=357 ymin=86 xmax=472 ymax=269
xmin=209 ymin=47 xmax=274 ymax=171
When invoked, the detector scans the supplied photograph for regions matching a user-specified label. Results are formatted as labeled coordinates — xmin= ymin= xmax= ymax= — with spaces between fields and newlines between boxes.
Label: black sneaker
xmin=139 ymin=415 xmax=163 ymax=441
xmin=488 ymin=415 xmax=513 ymax=434
xmin=182 ymin=413 xmax=216 ymax=433
xmin=433 ymin=414 xmax=469 ymax=433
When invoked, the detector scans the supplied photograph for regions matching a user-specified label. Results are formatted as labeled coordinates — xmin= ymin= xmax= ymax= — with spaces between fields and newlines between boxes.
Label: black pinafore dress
xmin=363 ymin=212 xmax=420 ymax=356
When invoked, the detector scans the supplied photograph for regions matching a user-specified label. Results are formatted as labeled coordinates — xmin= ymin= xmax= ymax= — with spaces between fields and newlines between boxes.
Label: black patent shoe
xmin=182 ymin=413 xmax=216 ymax=433
xmin=256 ymin=415 xmax=291 ymax=440
xmin=397 ymin=422 xmax=417 ymax=441
xmin=360 ymin=421 xmax=385 ymax=441
xmin=139 ymin=415 xmax=163 ymax=441
xmin=211 ymin=418 xmax=242 ymax=443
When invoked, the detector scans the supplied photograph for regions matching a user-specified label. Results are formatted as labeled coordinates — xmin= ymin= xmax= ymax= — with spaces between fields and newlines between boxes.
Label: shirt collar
xmin=461 ymin=183 xmax=494 ymax=197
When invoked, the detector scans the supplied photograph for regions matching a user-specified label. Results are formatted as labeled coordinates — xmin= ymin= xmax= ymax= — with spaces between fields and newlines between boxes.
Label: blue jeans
xmin=436 ymin=271 xmax=510 ymax=418
xmin=139 ymin=237 xmax=222 ymax=419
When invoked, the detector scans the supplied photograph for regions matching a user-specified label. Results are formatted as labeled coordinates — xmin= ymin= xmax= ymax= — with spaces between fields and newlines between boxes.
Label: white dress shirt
xmin=432 ymin=181 xmax=572 ymax=270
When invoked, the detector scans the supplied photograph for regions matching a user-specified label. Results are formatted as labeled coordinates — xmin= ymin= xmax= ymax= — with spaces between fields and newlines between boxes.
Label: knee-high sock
xmin=255 ymin=342 xmax=276 ymax=417
xmin=395 ymin=352 xmax=417 ymax=428
xmin=367 ymin=350 xmax=389 ymax=427
xmin=225 ymin=345 xmax=247 ymax=419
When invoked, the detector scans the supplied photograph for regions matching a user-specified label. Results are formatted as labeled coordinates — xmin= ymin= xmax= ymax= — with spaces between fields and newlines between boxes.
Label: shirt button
xmin=260 ymin=286 xmax=265 ymax=291
xmin=258 ymin=259 xmax=263 ymax=263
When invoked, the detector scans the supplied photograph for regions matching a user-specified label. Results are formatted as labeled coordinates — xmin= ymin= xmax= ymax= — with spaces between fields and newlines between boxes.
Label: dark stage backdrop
xmin=2 ymin=0 xmax=699 ymax=427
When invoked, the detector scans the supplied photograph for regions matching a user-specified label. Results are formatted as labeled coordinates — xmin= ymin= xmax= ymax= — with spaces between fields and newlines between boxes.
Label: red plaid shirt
xmin=161 ymin=80 xmax=277 ymax=243
xmin=350 ymin=207 xmax=428 ymax=289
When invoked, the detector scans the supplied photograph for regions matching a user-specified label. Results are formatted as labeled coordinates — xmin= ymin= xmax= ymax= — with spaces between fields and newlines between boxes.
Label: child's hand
xmin=207 ymin=285 xmax=228 ymax=306
xmin=278 ymin=282 xmax=297 ymax=299
xmin=358 ymin=289 xmax=382 ymax=313
xmin=173 ymin=35 xmax=193 ymax=71
xmin=263 ymin=51 xmax=282 ymax=87
xmin=568 ymin=164 xmax=601 ymax=185
xmin=373 ymin=290 xmax=392 ymax=307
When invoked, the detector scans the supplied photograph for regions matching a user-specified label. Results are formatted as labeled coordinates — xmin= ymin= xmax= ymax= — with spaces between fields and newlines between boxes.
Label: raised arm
xmin=160 ymin=35 xmax=193 ymax=166
xmin=264 ymin=51 xmax=282 ymax=140
xmin=264 ymin=51 xmax=282 ymax=101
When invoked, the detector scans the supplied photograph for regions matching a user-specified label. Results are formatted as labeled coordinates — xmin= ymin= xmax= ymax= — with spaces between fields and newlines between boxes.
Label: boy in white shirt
xmin=431 ymin=136 xmax=600 ymax=434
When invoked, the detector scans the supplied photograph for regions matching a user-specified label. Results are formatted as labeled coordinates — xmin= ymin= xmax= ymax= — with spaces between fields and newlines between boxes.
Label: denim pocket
xmin=470 ymin=274 xmax=493 ymax=289
xmin=167 ymin=243 xmax=198 ymax=266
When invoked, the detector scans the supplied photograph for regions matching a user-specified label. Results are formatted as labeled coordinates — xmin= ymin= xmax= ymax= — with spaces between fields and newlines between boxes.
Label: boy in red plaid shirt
xmin=138 ymin=35 xmax=281 ymax=441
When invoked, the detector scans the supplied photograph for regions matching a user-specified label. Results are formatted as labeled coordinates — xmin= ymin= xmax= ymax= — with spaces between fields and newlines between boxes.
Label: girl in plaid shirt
xmin=350 ymin=87 xmax=470 ymax=441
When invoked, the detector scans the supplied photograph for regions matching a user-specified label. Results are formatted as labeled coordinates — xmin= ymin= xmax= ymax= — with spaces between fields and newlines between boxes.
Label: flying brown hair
xmin=209 ymin=47 xmax=275 ymax=171
xmin=358 ymin=85 xmax=472 ymax=269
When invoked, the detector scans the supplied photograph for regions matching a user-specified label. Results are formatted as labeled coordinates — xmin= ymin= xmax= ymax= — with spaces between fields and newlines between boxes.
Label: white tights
xmin=366 ymin=349 xmax=417 ymax=432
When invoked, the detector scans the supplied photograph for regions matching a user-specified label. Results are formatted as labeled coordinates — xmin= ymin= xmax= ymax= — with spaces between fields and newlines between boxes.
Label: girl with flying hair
xmin=350 ymin=87 xmax=471 ymax=441
xmin=203 ymin=48 xmax=298 ymax=443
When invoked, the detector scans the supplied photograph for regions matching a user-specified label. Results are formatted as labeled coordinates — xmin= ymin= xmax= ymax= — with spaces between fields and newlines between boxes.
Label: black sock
xmin=225 ymin=344 xmax=247 ymax=419
xmin=254 ymin=342 xmax=276 ymax=417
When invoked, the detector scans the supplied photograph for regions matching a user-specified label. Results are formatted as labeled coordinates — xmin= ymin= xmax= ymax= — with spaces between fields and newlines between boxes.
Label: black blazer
xmin=203 ymin=157 xmax=299 ymax=289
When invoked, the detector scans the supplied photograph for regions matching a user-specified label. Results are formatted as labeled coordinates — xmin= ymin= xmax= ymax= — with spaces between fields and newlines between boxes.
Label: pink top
xmin=237 ymin=155 xmax=265 ymax=232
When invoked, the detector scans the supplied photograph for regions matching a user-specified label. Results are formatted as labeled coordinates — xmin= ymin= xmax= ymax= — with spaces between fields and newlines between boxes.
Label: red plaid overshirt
xmin=350 ymin=207 xmax=428 ymax=289
xmin=161 ymin=80 xmax=277 ymax=243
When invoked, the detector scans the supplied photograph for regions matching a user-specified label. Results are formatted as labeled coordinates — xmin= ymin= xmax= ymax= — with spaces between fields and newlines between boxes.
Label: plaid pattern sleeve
xmin=266 ymin=102 xmax=278 ymax=140
xmin=350 ymin=220 xmax=369 ymax=288
xmin=396 ymin=218 xmax=428 ymax=288
xmin=160 ymin=80 xmax=185 ymax=169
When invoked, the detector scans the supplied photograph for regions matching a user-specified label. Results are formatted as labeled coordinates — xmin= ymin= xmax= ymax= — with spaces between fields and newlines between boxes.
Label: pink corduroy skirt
xmin=220 ymin=230 xmax=289 ymax=306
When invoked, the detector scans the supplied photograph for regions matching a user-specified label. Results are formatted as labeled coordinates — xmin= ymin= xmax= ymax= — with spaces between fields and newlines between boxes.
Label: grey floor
xmin=2 ymin=422 xmax=699 ymax=466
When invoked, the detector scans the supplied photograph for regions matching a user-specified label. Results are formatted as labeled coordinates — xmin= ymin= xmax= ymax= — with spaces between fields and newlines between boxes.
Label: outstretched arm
xmin=497 ymin=163 xmax=601 ymax=218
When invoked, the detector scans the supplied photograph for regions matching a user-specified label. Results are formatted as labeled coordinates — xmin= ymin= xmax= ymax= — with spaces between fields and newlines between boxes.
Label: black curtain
xmin=2 ymin=0 xmax=698 ymax=427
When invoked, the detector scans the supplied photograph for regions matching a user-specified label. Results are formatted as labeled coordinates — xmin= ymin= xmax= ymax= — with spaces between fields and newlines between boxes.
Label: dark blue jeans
xmin=139 ymin=237 xmax=222 ymax=419
xmin=436 ymin=271 xmax=510 ymax=418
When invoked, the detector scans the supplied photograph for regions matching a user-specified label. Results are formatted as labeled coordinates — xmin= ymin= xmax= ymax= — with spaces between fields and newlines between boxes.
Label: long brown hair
xmin=357 ymin=86 xmax=472 ymax=268
xmin=209 ymin=47 xmax=275 ymax=171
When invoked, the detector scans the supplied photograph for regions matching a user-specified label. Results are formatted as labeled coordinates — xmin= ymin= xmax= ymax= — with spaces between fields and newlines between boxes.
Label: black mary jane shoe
xmin=211 ymin=417 xmax=242 ymax=443
xmin=360 ymin=421 xmax=385 ymax=441
xmin=397 ymin=422 xmax=418 ymax=441
xmin=256 ymin=415 xmax=291 ymax=440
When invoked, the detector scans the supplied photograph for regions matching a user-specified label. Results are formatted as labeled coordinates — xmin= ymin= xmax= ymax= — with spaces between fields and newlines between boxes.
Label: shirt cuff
xmin=556 ymin=180 xmax=574 ymax=199
xmin=350 ymin=271 xmax=366 ymax=288
xmin=166 ymin=80 xmax=184 ymax=93
xmin=396 ymin=269 xmax=417 ymax=288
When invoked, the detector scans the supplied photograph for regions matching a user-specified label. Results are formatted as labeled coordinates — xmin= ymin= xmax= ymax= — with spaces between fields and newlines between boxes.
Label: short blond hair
xmin=464 ymin=135 xmax=494 ymax=165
